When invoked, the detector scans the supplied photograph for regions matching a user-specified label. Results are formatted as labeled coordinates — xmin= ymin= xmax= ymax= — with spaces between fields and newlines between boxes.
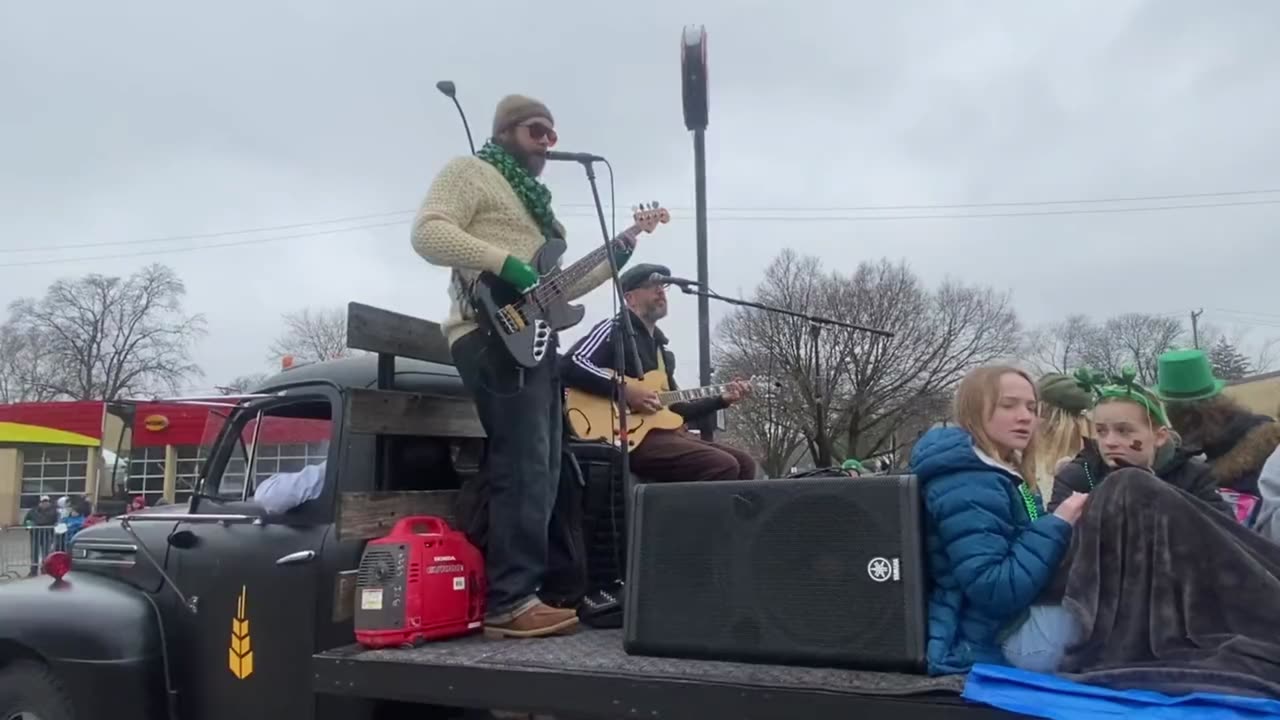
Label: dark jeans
xmin=450 ymin=328 xmax=563 ymax=620
xmin=631 ymin=428 xmax=758 ymax=481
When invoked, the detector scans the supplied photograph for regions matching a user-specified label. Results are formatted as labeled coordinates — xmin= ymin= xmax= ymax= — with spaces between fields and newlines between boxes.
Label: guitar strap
xmin=655 ymin=350 xmax=671 ymax=392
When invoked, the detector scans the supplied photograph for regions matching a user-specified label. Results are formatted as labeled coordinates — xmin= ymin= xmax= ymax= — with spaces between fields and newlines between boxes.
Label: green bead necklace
xmin=1017 ymin=483 xmax=1040 ymax=521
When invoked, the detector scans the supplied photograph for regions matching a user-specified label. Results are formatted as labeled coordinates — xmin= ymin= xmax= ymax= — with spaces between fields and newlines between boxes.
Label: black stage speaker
xmin=569 ymin=441 xmax=629 ymax=589
xmin=623 ymin=475 xmax=927 ymax=672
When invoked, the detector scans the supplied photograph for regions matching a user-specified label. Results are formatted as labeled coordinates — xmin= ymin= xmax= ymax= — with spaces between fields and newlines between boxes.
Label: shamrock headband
xmin=1072 ymin=366 xmax=1170 ymax=427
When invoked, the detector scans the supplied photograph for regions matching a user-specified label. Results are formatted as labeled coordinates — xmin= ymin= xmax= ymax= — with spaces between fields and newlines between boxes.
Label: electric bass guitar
xmin=565 ymin=370 xmax=762 ymax=449
xmin=469 ymin=203 xmax=670 ymax=368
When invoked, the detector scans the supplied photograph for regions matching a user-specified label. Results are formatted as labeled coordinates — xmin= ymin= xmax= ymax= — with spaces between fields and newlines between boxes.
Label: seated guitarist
xmin=560 ymin=264 xmax=757 ymax=481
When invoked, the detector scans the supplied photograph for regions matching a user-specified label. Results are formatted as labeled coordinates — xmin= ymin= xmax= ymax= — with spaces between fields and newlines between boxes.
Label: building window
xmin=20 ymin=446 xmax=90 ymax=510
xmin=127 ymin=447 xmax=166 ymax=505
xmin=125 ymin=445 xmax=208 ymax=507
xmin=251 ymin=442 xmax=329 ymax=491
xmin=173 ymin=445 xmax=202 ymax=503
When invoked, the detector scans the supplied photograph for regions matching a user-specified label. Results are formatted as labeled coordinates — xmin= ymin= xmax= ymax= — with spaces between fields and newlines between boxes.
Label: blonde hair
xmin=953 ymin=365 xmax=1039 ymax=482
xmin=1030 ymin=406 xmax=1090 ymax=498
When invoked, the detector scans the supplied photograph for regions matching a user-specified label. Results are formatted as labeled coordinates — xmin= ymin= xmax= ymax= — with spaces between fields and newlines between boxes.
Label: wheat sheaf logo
xmin=229 ymin=585 xmax=254 ymax=680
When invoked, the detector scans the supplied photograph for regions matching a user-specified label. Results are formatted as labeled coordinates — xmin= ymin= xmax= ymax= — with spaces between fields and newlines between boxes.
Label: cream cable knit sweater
xmin=412 ymin=156 xmax=614 ymax=346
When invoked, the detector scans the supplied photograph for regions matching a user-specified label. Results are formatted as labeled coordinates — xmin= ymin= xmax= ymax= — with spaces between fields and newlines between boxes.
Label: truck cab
xmin=0 ymin=303 xmax=485 ymax=720
xmin=0 ymin=302 xmax=1020 ymax=720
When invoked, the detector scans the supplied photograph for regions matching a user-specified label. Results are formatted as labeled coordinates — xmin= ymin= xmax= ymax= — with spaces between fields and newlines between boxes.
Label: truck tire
xmin=0 ymin=660 xmax=75 ymax=720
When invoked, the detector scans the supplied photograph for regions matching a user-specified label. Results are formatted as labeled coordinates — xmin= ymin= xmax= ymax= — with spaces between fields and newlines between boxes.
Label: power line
xmin=9 ymin=186 xmax=1280 ymax=254
xmin=0 ymin=209 xmax=413 ymax=254
xmin=1211 ymin=308 xmax=1280 ymax=322
xmin=560 ymin=187 xmax=1280 ymax=212
xmin=0 ymin=220 xmax=406 ymax=268
xmin=6 ymin=190 xmax=1280 ymax=268
xmin=561 ymin=198 xmax=1280 ymax=222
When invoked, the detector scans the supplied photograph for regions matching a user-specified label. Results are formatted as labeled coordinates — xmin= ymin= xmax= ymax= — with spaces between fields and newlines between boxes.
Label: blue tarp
xmin=962 ymin=664 xmax=1280 ymax=719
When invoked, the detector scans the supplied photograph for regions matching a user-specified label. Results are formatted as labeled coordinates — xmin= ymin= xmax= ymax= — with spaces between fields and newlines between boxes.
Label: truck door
xmin=167 ymin=391 xmax=340 ymax=720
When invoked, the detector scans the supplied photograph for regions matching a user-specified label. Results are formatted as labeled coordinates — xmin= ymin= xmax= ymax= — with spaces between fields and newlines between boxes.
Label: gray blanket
xmin=1055 ymin=468 xmax=1280 ymax=698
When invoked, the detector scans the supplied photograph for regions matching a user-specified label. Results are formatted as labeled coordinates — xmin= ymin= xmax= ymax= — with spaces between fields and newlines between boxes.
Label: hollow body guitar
xmin=565 ymin=369 xmax=745 ymax=449
xmin=469 ymin=204 xmax=670 ymax=369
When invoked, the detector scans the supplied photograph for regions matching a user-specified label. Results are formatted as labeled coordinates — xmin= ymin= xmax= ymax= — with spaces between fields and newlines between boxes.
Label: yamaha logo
xmin=867 ymin=557 xmax=900 ymax=583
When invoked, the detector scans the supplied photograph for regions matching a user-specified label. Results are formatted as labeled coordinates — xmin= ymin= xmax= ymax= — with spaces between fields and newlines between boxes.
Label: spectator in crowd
xmin=1029 ymin=372 xmax=1093 ymax=500
xmin=1156 ymin=348 xmax=1280 ymax=524
xmin=23 ymin=495 xmax=59 ymax=577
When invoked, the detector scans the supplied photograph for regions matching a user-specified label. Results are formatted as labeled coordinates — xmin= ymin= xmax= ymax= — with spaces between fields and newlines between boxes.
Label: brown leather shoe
xmin=484 ymin=601 xmax=579 ymax=639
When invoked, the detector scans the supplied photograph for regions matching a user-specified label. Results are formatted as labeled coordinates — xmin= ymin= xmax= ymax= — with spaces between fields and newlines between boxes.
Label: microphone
xmin=544 ymin=150 xmax=606 ymax=164
xmin=653 ymin=273 xmax=702 ymax=288
xmin=435 ymin=79 xmax=476 ymax=155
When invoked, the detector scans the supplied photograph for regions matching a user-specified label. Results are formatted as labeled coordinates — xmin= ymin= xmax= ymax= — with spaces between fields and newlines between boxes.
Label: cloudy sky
xmin=2 ymin=0 xmax=1278 ymax=391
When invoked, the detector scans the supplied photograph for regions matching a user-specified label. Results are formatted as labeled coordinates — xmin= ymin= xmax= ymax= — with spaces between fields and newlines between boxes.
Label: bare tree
xmin=1021 ymin=315 xmax=1094 ymax=376
xmin=1256 ymin=337 xmax=1280 ymax=374
xmin=268 ymin=307 xmax=350 ymax=364
xmin=715 ymin=250 xmax=1021 ymax=469
xmin=0 ymin=325 xmax=61 ymax=403
xmin=217 ymin=373 xmax=272 ymax=395
xmin=716 ymin=353 xmax=809 ymax=477
xmin=1077 ymin=313 xmax=1185 ymax=385
xmin=2 ymin=264 xmax=206 ymax=401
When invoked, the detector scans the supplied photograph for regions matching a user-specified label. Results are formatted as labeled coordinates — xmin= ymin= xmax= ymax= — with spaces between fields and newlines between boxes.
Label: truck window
xmin=198 ymin=399 xmax=333 ymax=503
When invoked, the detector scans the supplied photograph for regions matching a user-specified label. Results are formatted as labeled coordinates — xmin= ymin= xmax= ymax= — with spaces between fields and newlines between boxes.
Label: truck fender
xmin=0 ymin=572 xmax=171 ymax=720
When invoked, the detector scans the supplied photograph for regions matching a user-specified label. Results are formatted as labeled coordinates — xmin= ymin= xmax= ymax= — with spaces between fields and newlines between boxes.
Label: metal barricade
xmin=0 ymin=526 xmax=70 ymax=581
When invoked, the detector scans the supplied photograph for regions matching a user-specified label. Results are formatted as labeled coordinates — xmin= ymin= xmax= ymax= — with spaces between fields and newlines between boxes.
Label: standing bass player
xmin=412 ymin=94 xmax=638 ymax=639
xmin=561 ymin=263 xmax=757 ymax=482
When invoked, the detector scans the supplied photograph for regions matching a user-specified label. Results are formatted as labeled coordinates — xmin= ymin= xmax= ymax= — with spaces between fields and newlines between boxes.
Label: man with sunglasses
xmin=561 ymin=263 xmax=757 ymax=482
xmin=412 ymin=94 xmax=638 ymax=639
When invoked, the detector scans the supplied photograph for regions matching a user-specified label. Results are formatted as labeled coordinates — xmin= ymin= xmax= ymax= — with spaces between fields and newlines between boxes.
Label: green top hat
xmin=841 ymin=458 xmax=865 ymax=472
xmin=1153 ymin=348 xmax=1226 ymax=403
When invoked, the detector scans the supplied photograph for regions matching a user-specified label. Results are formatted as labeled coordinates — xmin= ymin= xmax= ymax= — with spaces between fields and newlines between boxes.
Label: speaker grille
xmin=625 ymin=477 xmax=926 ymax=672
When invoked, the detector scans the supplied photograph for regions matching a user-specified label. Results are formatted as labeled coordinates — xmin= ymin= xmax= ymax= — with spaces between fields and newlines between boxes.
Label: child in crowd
xmin=1049 ymin=368 xmax=1228 ymax=516
xmin=1029 ymin=372 xmax=1093 ymax=500
xmin=910 ymin=365 xmax=1086 ymax=676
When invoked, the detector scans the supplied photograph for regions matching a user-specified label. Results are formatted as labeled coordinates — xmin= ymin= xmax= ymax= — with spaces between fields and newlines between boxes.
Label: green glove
xmin=614 ymin=245 xmax=634 ymax=268
xmin=499 ymin=255 xmax=540 ymax=293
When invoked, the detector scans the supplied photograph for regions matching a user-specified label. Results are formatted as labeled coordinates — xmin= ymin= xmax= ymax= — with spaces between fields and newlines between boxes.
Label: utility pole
xmin=1191 ymin=308 xmax=1204 ymax=348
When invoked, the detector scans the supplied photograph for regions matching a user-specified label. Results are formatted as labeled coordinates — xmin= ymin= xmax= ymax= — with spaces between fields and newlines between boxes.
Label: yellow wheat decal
xmin=228 ymin=585 xmax=254 ymax=680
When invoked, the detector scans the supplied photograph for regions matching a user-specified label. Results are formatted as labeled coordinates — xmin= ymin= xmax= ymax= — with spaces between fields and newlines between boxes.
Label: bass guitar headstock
xmin=631 ymin=202 xmax=671 ymax=233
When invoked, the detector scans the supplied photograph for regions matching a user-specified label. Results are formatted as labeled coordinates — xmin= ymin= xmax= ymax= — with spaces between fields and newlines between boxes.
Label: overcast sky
xmin=2 ymin=0 xmax=1278 ymax=392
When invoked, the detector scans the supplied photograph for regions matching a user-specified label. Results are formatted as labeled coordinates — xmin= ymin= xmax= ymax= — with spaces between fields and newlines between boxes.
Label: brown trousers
xmin=629 ymin=428 xmax=758 ymax=482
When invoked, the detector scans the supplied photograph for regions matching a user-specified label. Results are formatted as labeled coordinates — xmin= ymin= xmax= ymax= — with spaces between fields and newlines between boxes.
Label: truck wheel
xmin=0 ymin=660 xmax=75 ymax=720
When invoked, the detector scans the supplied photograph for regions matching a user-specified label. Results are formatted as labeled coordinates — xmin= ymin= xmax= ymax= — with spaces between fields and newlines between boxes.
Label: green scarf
xmin=477 ymin=140 xmax=558 ymax=237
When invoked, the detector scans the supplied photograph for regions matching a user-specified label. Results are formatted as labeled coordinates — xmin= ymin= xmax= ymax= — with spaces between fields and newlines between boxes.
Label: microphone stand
xmin=676 ymin=283 xmax=894 ymax=341
xmin=576 ymin=159 xmax=645 ymax=583
xmin=676 ymin=284 xmax=894 ymax=464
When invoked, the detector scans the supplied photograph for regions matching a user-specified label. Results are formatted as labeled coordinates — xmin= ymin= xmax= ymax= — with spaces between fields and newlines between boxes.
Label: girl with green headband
xmin=1048 ymin=368 xmax=1229 ymax=516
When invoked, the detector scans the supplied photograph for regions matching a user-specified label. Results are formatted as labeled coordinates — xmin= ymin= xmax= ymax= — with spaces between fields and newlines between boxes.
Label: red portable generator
xmin=354 ymin=515 xmax=486 ymax=648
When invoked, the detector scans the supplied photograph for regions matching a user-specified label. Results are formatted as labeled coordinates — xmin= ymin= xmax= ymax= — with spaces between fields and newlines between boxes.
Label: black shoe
xmin=578 ymin=580 xmax=623 ymax=629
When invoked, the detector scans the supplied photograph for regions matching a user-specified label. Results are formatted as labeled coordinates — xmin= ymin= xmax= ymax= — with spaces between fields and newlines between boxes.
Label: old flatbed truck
xmin=0 ymin=303 xmax=1023 ymax=719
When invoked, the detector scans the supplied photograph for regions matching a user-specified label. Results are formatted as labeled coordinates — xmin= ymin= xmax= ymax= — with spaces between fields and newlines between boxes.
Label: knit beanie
xmin=492 ymin=94 xmax=554 ymax=136
xmin=1038 ymin=372 xmax=1092 ymax=414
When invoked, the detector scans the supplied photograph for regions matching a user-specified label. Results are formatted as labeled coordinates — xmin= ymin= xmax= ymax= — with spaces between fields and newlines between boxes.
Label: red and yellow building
xmin=0 ymin=400 xmax=329 ymax=526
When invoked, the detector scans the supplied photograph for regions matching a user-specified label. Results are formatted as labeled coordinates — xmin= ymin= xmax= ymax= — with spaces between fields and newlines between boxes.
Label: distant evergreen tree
xmin=1209 ymin=337 xmax=1252 ymax=380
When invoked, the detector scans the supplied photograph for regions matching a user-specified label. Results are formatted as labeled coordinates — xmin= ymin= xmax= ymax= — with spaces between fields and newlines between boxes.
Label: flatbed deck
xmin=312 ymin=628 xmax=1025 ymax=719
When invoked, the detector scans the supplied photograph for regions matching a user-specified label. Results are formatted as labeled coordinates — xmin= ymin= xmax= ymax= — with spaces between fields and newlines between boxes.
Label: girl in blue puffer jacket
xmin=910 ymin=365 xmax=1088 ymax=676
